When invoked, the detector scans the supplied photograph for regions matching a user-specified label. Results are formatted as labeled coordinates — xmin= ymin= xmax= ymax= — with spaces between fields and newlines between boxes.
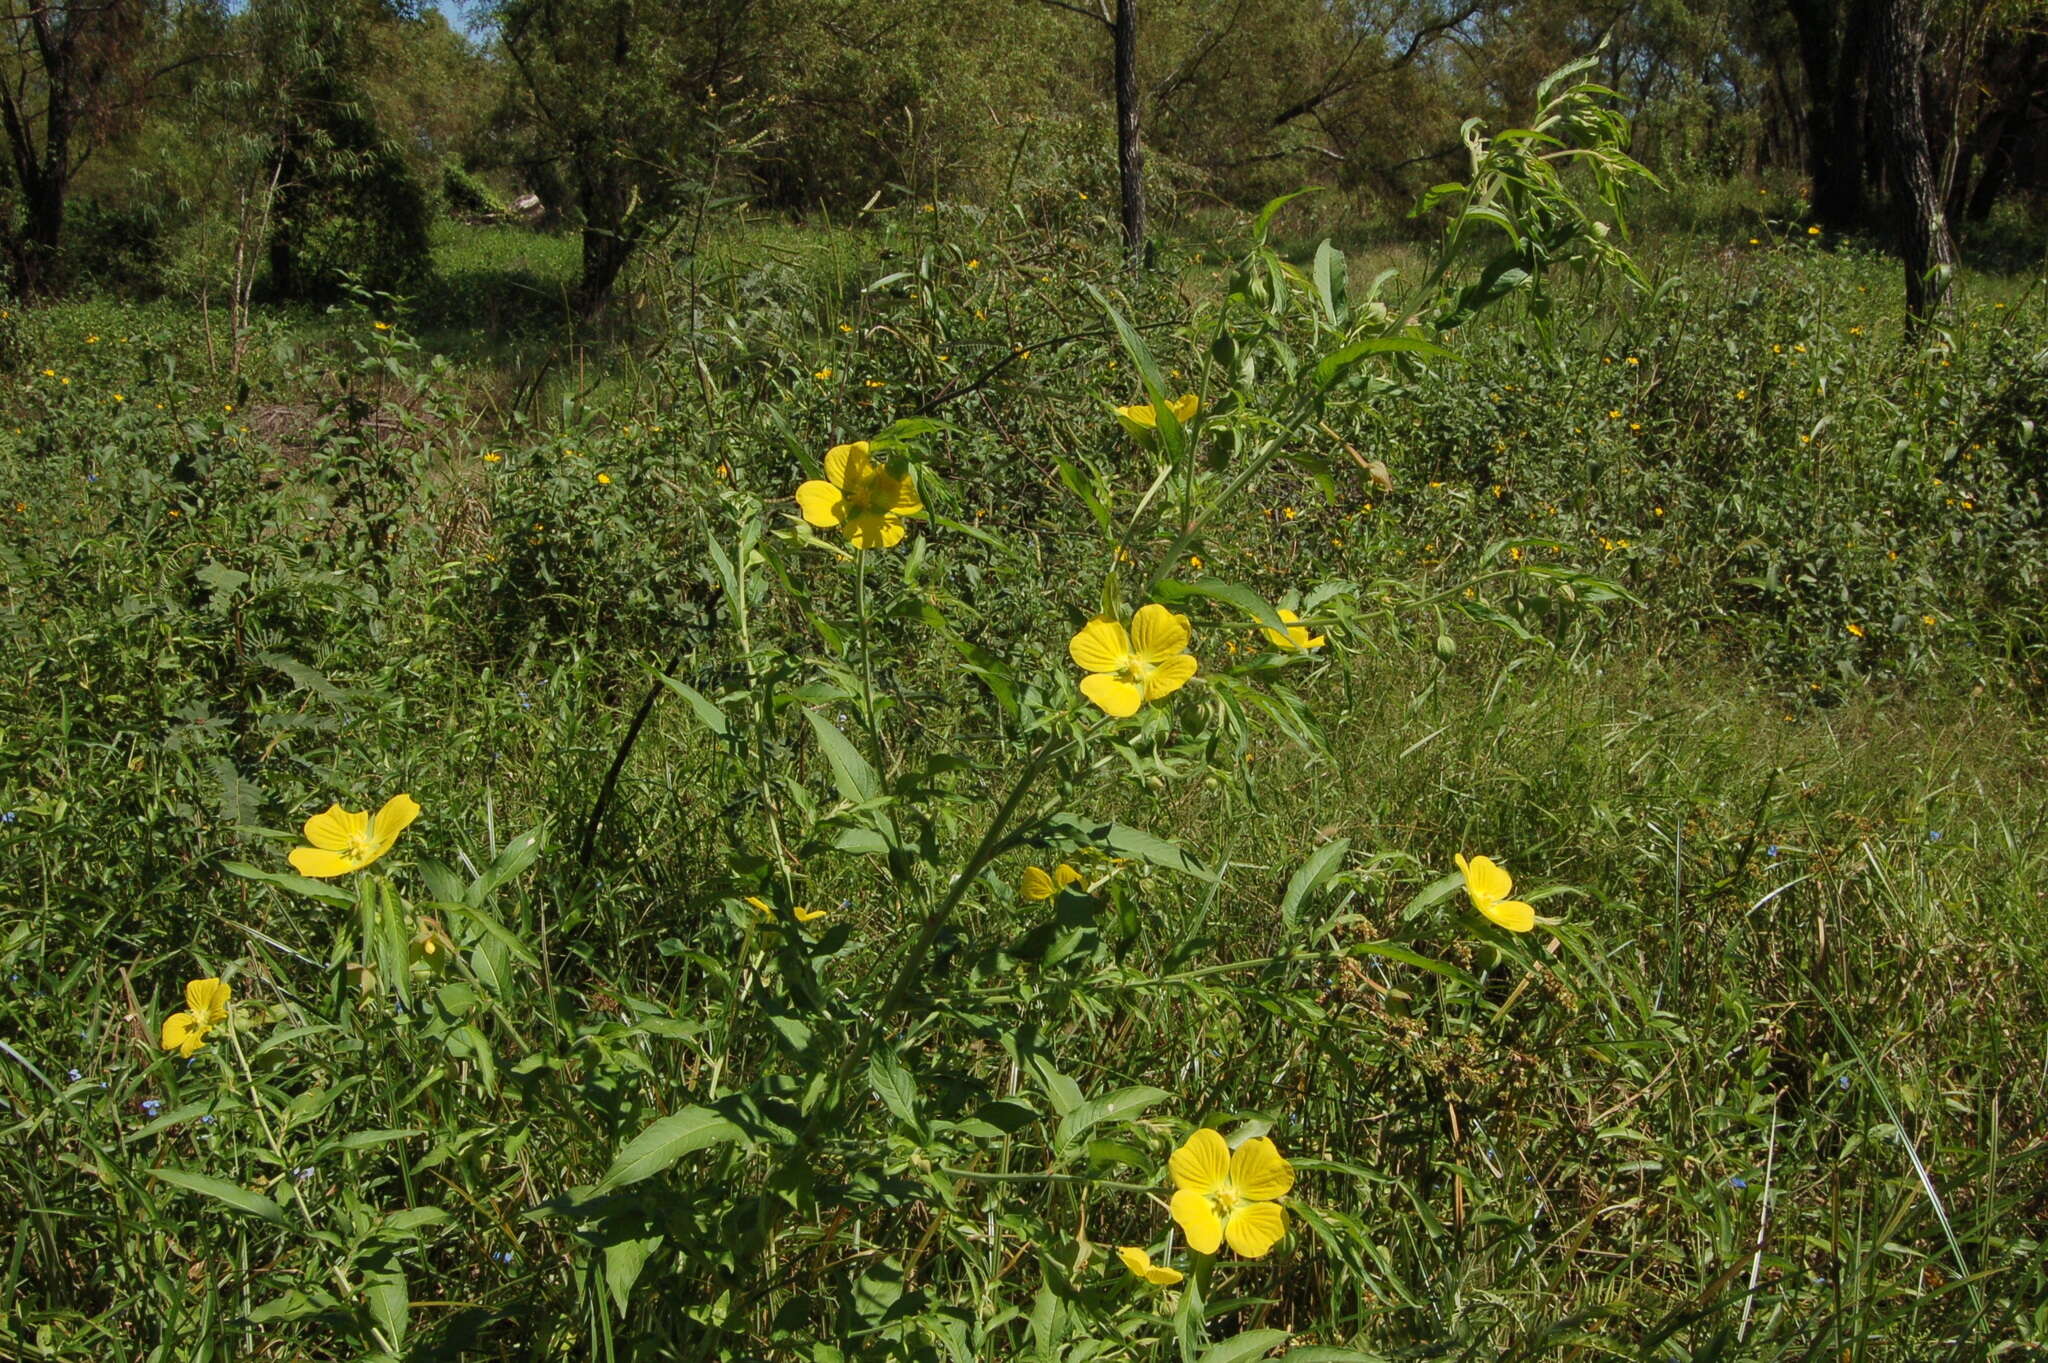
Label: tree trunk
xmin=1112 ymin=0 xmax=1145 ymax=275
xmin=1875 ymin=0 xmax=1959 ymax=326
xmin=1786 ymin=0 xmax=1873 ymax=230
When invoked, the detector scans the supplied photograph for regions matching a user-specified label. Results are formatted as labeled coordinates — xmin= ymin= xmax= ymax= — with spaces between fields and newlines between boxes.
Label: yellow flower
xmin=483 ymin=452 xmax=503 ymax=463
xmin=161 ymin=977 xmax=231 ymax=1058
xmin=967 ymin=258 xmax=981 ymax=270
xmin=1114 ymin=393 xmax=1199 ymax=441
xmin=814 ymin=367 xmax=834 ymax=380
xmin=1168 ymin=1128 xmax=1293 ymax=1258
xmin=1020 ymin=864 xmax=1084 ymax=900
xmin=596 ymin=472 xmax=611 ymax=485
xmin=373 ymin=321 xmax=392 ymax=331
xmin=1846 ymin=622 xmax=1865 ymax=638
xmin=1749 ymin=237 xmax=1760 ymax=245
xmin=1261 ymin=609 xmax=1325 ymax=652
xmin=795 ymin=441 xmax=923 ymax=550
xmin=1069 ymin=604 xmax=1198 ymax=717
xmin=288 ymin=794 xmax=421 ymax=878
xmin=1608 ymin=409 xmax=1622 ymax=420
xmin=1807 ymin=225 xmax=1821 ymax=236
xmin=1454 ymin=853 xmax=1535 ymax=933
xmin=747 ymin=896 xmax=829 ymax=926
xmin=1118 ymin=1246 xmax=1183 ymax=1285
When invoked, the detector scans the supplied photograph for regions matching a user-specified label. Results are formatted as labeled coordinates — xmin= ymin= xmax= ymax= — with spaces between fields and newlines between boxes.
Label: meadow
xmin=3 ymin=79 xmax=2048 ymax=1362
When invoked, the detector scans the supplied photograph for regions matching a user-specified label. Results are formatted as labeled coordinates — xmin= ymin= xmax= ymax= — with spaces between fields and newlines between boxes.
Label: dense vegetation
xmin=2 ymin=3 xmax=2047 ymax=1361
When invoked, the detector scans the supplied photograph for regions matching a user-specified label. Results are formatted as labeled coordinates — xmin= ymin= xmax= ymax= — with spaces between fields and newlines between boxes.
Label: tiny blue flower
xmin=492 ymin=1250 xmax=515 ymax=1264
xmin=1926 ymin=829 xmax=1942 ymax=842
xmin=140 ymin=1098 xmax=163 ymax=1116
xmin=292 ymin=1166 xmax=315 ymax=1182
xmin=1838 ymin=1074 xmax=1851 ymax=1090
xmin=201 ymin=1114 xmax=217 ymax=1125
xmin=2 ymin=811 xmax=17 ymax=824
xmin=1730 ymin=1176 xmax=1748 ymax=1189
xmin=67 ymin=1068 xmax=82 ymax=1082
xmin=1765 ymin=844 xmax=1778 ymax=858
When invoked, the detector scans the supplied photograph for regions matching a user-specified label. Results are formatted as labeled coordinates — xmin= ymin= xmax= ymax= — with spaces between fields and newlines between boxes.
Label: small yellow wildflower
xmin=161 ymin=977 xmax=231 ymax=1058
xmin=1454 ymin=853 xmax=1535 ymax=933
xmin=1168 ymin=1128 xmax=1292 ymax=1258
xmin=1069 ymin=604 xmax=1197 ymax=718
xmin=814 ymin=367 xmax=834 ymax=380
xmin=967 ymin=258 xmax=981 ymax=270
xmin=483 ymin=452 xmax=503 ymax=463
xmin=1807 ymin=225 xmax=1821 ymax=236
xmin=1118 ymin=1247 xmax=1182 ymax=1285
xmin=596 ymin=473 xmax=611 ymax=485
xmin=1608 ymin=409 xmax=1622 ymax=420
xmin=288 ymin=794 xmax=421 ymax=878
xmin=1846 ymin=622 xmax=1865 ymax=638
xmin=1114 ymin=393 xmax=1198 ymax=442
xmin=373 ymin=321 xmax=392 ymax=332
xmin=1262 ymin=609 xmax=1325 ymax=652
xmin=1020 ymin=864 xmax=1084 ymax=900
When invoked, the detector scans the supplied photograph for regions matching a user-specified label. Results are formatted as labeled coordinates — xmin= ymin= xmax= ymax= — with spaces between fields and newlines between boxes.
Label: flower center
xmin=1119 ymin=656 xmax=1155 ymax=686
xmin=346 ymin=831 xmax=378 ymax=866
xmin=1213 ymin=1185 xmax=1239 ymax=1216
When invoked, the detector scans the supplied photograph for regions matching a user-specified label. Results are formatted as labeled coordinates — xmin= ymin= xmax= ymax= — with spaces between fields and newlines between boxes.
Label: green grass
xmin=3 ymin=189 xmax=2047 ymax=1361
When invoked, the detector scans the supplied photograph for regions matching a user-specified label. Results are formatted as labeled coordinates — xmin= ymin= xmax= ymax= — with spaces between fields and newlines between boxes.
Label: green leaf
xmin=1054 ymin=1085 xmax=1170 ymax=1152
xmin=469 ymin=825 xmax=544 ymax=904
xmin=1252 ymin=188 xmax=1320 ymax=243
xmin=656 ymin=674 xmax=729 ymax=736
xmin=221 ymin=861 xmax=355 ymax=907
xmin=1200 ymin=1329 xmax=1292 ymax=1363
xmin=1280 ymin=838 xmax=1351 ymax=927
xmin=1280 ymin=1348 xmax=1392 ymax=1361
xmin=1312 ymin=240 xmax=1347 ymax=326
xmin=604 ymin=1232 xmax=664 ymax=1317
xmin=868 ymin=1050 xmax=919 ymax=1128
xmin=365 ymin=1267 xmax=408 ymax=1349
xmin=804 ymin=708 xmax=880 ymax=803
xmin=1155 ymin=575 xmax=1292 ymax=638
xmin=340 ymin=1128 xmax=425 ymax=1150
xmin=1042 ymin=814 xmax=1214 ymax=882
xmin=152 ymin=1169 xmax=287 ymax=1226
xmin=1313 ymin=335 xmax=1456 ymax=390
xmin=598 ymin=1107 xmax=744 ymax=1191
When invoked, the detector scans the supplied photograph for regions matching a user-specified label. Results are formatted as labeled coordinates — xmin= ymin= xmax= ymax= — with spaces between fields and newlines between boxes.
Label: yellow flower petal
xmin=796 ymin=479 xmax=846 ymax=528
xmin=1114 ymin=402 xmax=1161 ymax=429
xmin=289 ymin=846 xmax=359 ymax=878
xmin=1129 ymin=604 xmax=1190 ymax=662
xmin=1458 ymin=854 xmax=1513 ymax=903
xmin=745 ymin=896 xmax=777 ymax=920
xmin=1222 ymin=1199 xmax=1288 ymax=1258
xmin=1054 ymin=863 xmax=1084 ymax=890
xmin=824 ymin=441 xmax=871 ymax=490
xmin=186 ymin=977 xmax=231 ymax=1023
xmin=1168 ymin=393 xmax=1199 ymax=424
xmin=845 ymin=513 xmax=906 ymax=550
xmin=1227 ymin=1136 xmax=1294 ymax=1201
xmin=887 ymin=473 xmax=923 ymax=517
xmin=1170 ymin=1187 xmax=1223 ymax=1254
xmin=1118 ymin=1247 xmax=1182 ymax=1284
xmin=1481 ymin=898 xmax=1536 ymax=933
xmin=1080 ymin=673 xmax=1145 ymax=717
xmin=1169 ymin=1128 xmax=1231 ymax=1194
xmin=370 ymin=794 xmax=420 ymax=852
xmin=161 ymin=1010 xmax=206 ymax=1056
xmin=301 ymin=803 xmax=366 ymax=853
xmin=1069 ymin=617 xmax=1133 ymax=673
xmin=791 ymin=906 xmax=828 ymax=924
xmin=1141 ymin=653 xmax=1197 ymax=701
xmin=1020 ymin=866 xmax=1056 ymax=900
xmin=1262 ymin=609 xmax=1325 ymax=651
